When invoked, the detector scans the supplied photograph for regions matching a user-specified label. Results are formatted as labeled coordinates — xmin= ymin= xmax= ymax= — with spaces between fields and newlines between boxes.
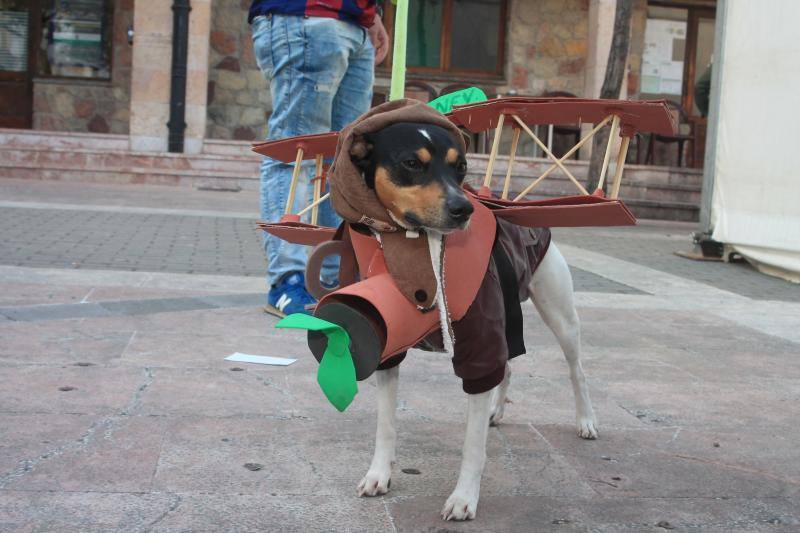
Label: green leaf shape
xmin=428 ymin=87 xmax=488 ymax=114
xmin=276 ymin=314 xmax=358 ymax=412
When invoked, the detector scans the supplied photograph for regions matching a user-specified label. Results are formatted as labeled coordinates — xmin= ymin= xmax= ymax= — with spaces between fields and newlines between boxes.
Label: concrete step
xmin=626 ymin=199 xmax=699 ymax=222
xmin=0 ymin=129 xmax=261 ymax=188
xmin=203 ymin=139 xmax=259 ymax=157
xmin=0 ymin=128 xmax=130 ymax=151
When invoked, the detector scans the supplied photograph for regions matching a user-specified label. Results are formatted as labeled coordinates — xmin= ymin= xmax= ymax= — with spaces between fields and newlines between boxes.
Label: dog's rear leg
xmin=357 ymin=366 xmax=399 ymax=496
xmin=442 ymin=388 xmax=494 ymax=521
xmin=489 ymin=365 xmax=510 ymax=426
xmin=530 ymin=243 xmax=598 ymax=439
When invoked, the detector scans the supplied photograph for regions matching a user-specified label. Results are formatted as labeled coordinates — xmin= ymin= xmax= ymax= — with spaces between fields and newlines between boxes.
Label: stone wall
xmin=203 ymin=0 xmax=593 ymax=140
xmin=32 ymin=0 xmax=133 ymax=134
xmin=205 ymin=0 xmax=269 ymax=141
xmin=504 ymin=0 xmax=590 ymax=96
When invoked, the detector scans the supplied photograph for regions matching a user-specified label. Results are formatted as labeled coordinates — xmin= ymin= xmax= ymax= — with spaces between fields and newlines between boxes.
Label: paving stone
xmin=151 ymin=493 xmax=392 ymax=532
xmin=7 ymin=416 xmax=166 ymax=493
xmin=0 ymin=319 xmax=134 ymax=365
xmin=0 ymin=364 xmax=148 ymax=416
xmin=553 ymin=226 xmax=800 ymax=302
xmin=1 ymin=181 xmax=799 ymax=530
xmin=0 ymin=490 xmax=178 ymax=532
xmin=0 ymin=413 xmax=93 ymax=478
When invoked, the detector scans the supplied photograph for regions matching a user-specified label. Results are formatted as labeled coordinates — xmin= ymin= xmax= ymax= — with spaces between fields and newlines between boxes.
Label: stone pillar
xmin=581 ymin=0 xmax=628 ymax=159
xmin=184 ymin=0 xmax=211 ymax=154
xmin=584 ymin=0 xmax=621 ymax=99
xmin=129 ymin=0 xmax=171 ymax=152
xmin=129 ymin=0 xmax=210 ymax=153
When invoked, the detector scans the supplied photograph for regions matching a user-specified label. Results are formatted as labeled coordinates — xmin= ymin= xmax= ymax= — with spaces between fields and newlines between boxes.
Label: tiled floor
xmin=1 ymin=178 xmax=799 ymax=531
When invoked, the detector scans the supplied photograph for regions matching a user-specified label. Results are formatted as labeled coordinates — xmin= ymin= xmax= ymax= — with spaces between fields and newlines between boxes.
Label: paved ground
xmin=1 ymin=178 xmax=799 ymax=531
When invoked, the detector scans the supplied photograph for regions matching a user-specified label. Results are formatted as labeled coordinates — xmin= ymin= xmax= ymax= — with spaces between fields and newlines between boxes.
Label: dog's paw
xmin=357 ymin=469 xmax=391 ymax=497
xmin=441 ymin=491 xmax=478 ymax=521
xmin=577 ymin=416 xmax=598 ymax=439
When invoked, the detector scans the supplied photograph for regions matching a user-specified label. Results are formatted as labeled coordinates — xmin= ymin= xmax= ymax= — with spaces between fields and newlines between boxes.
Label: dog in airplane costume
xmin=300 ymin=99 xmax=598 ymax=521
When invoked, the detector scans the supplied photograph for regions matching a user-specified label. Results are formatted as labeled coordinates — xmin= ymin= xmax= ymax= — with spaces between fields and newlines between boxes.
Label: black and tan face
xmin=349 ymin=122 xmax=473 ymax=232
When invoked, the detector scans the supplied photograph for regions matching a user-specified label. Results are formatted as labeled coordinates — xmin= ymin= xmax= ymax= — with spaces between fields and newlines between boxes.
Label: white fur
xmin=418 ymin=128 xmax=433 ymax=143
xmin=357 ymin=365 xmax=399 ymax=496
xmin=427 ymin=232 xmax=454 ymax=354
xmin=358 ymin=240 xmax=597 ymax=521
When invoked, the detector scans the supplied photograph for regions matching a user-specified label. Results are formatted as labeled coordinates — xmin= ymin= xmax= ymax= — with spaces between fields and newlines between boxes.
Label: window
xmin=0 ymin=1 xmax=30 ymax=73
xmin=384 ymin=0 xmax=507 ymax=77
xmin=36 ymin=0 xmax=113 ymax=79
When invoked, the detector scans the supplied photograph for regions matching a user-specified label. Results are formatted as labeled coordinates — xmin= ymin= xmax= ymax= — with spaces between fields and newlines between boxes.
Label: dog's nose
xmin=446 ymin=196 xmax=474 ymax=222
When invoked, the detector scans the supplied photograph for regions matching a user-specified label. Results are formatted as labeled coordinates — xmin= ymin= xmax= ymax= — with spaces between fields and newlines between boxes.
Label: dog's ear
xmin=349 ymin=134 xmax=374 ymax=171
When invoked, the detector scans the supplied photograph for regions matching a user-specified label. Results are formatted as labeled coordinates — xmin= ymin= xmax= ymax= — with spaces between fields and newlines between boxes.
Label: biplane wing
xmin=252 ymin=97 xmax=677 ymax=241
xmin=449 ymin=98 xmax=678 ymax=136
xmin=473 ymin=193 xmax=636 ymax=227
xmin=251 ymin=131 xmax=338 ymax=162
xmin=257 ymin=220 xmax=337 ymax=246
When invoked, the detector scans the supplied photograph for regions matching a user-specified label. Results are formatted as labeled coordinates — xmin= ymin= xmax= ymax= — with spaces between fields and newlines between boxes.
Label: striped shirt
xmin=248 ymin=0 xmax=377 ymax=27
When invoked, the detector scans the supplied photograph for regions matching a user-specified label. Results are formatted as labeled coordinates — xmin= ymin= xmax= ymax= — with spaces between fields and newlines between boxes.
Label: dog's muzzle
xmin=446 ymin=194 xmax=474 ymax=227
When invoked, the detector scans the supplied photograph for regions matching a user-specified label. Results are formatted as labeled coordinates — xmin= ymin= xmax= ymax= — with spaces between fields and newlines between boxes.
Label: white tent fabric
xmin=710 ymin=0 xmax=800 ymax=282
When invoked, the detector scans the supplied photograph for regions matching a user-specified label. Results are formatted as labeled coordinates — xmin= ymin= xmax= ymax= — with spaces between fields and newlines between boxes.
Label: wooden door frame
xmin=0 ymin=0 xmax=41 ymax=128
xmin=681 ymin=7 xmax=715 ymax=115
xmin=382 ymin=0 xmax=508 ymax=80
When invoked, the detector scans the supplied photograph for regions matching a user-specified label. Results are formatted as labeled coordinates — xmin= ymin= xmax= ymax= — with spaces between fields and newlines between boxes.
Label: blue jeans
xmin=251 ymin=14 xmax=374 ymax=286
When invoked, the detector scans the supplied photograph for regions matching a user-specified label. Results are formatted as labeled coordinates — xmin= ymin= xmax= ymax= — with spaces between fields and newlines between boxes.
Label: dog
xmin=347 ymin=121 xmax=598 ymax=521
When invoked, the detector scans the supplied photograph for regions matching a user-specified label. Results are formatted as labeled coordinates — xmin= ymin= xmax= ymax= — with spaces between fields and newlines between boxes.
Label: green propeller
xmin=428 ymin=87 xmax=488 ymax=114
xmin=276 ymin=314 xmax=358 ymax=412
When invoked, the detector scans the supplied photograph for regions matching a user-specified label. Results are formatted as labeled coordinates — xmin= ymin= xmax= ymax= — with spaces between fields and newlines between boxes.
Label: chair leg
xmin=677 ymin=140 xmax=684 ymax=167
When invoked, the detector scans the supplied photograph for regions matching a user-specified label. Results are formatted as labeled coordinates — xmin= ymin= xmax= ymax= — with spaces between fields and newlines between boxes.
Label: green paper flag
xmin=428 ymin=87 xmax=489 ymax=114
xmin=276 ymin=314 xmax=358 ymax=412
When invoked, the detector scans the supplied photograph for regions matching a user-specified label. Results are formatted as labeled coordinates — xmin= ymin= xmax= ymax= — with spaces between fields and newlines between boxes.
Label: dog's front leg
xmin=442 ymin=387 xmax=494 ymax=521
xmin=357 ymin=366 xmax=399 ymax=496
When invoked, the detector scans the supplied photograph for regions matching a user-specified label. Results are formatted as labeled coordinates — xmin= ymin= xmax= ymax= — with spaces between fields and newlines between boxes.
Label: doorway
xmin=640 ymin=1 xmax=716 ymax=167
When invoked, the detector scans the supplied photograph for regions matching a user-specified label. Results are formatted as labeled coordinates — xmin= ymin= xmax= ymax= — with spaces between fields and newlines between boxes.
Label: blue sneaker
xmin=266 ymin=272 xmax=316 ymax=316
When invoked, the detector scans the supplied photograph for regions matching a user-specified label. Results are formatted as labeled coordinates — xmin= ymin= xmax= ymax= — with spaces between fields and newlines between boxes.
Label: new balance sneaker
xmin=265 ymin=272 xmax=316 ymax=317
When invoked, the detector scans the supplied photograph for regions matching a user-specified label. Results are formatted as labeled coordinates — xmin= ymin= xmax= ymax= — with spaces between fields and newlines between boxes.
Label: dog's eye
xmin=456 ymin=161 xmax=468 ymax=174
xmin=402 ymin=159 xmax=422 ymax=171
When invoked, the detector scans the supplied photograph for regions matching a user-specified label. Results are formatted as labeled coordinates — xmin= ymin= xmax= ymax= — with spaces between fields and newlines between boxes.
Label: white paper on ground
xmin=225 ymin=352 xmax=297 ymax=366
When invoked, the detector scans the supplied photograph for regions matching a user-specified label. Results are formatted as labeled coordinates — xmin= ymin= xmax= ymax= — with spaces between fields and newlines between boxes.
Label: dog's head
xmin=349 ymin=122 xmax=473 ymax=233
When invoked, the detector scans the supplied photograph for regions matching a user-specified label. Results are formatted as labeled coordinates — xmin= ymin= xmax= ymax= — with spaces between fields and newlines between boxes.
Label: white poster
xmin=642 ymin=18 xmax=687 ymax=95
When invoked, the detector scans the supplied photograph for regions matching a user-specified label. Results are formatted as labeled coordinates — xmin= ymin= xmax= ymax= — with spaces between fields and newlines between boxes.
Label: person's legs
xmin=316 ymin=25 xmax=375 ymax=282
xmin=331 ymin=28 xmax=375 ymax=133
xmin=253 ymin=15 xmax=308 ymax=287
xmin=252 ymin=14 xmax=356 ymax=309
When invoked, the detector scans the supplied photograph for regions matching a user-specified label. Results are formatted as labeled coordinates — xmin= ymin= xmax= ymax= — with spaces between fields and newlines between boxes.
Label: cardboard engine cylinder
xmin=307 ymin=272 xmax=440 ymax=381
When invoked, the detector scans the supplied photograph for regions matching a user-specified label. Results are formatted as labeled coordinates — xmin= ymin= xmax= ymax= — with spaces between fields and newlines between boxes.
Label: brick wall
xmin=205 ymin=0 xmax=269 ymax=141
xmin=32 ymin=0 xmax=133 ymax=134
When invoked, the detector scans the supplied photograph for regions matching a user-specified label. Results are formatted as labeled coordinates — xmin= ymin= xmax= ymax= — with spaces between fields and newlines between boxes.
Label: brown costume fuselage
xmin=346 ymin=118 xmax=551 ymax=394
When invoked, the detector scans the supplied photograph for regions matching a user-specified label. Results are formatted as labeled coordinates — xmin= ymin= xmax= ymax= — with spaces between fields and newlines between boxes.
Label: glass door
xmin=682 ymin=8 xmax=715 ymax=168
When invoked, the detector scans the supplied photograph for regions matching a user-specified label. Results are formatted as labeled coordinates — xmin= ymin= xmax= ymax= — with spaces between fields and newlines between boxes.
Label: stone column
xmin=129 ymin=0 xmax=171 ymax=152
xmin=129 ymin=0 xmax=210 ymax=153
xmin=184 ymin=0 xmax=211 ymax=154
xmin=581 ymin=0 xmax=628 ymax=159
